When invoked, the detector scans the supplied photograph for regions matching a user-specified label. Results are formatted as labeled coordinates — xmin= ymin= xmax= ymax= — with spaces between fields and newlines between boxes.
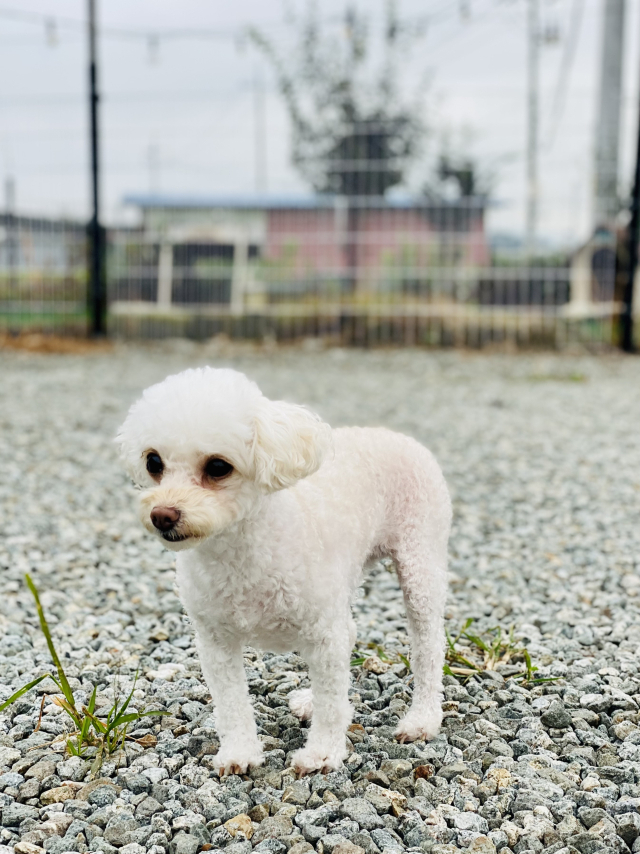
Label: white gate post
xmin=157 ymin=241 xmax=173 ymax=308
xmin=230 ymin=240 xmax=248 ymax=314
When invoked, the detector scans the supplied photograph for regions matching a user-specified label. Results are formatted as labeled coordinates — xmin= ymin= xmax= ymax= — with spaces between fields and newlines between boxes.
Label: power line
xmin=545 ymin=0 xmax=585 ymax=150
xmin=0 ymin=87 xmax=267 ymax=107
xmin=0 ymin=3 xmax=458 ymax=43
xmin=0 ymin=7 xmax=239 ymax=40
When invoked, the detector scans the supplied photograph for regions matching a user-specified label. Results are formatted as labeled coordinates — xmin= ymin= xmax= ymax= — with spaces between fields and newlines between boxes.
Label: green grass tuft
xmin=444 ymin=618 xmax=557 ymax=685
xmin=350 ymin=642 xmax=409 ymax=669
xmin=0 ymin=574 xmax=168 ymax=777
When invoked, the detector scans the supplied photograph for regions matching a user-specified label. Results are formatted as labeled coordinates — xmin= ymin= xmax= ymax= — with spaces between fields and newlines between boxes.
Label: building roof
xmin=123 ymin=192 xmax=488 ymax=211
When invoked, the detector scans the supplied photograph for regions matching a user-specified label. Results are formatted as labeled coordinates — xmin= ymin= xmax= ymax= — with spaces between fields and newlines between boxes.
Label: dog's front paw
xmin=395 ymin=706 xmax=442 ymax=743
xmin=291 ymin=743 xmax=347 ymax=776
xmin=214 ymin=740 xmax=264 ymax=776
xmin=288 ymin=688 xmax=313 ymax=721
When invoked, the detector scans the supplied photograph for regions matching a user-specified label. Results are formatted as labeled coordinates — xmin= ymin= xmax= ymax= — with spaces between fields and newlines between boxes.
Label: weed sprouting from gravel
xmin=351 ymin=621 xmax=554 ymax=686
xmin=0 ymin=574 xmax=165 ymax=776
xmin=350 ymin=644 xmax=411 ymax=671
xmin=444 ymin=617 xmax=556 ymax=684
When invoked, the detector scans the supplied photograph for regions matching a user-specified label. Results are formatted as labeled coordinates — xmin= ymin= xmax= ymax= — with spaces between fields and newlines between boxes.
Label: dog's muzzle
xmin=151 ymin=505 xmax=181 ymax=533
xmin=150 ymin=506 xmax=190 ymax=542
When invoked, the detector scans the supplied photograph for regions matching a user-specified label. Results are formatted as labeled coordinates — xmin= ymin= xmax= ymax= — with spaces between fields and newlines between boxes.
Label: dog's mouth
xmin=161 ymin=530 xmax=190 ymax=543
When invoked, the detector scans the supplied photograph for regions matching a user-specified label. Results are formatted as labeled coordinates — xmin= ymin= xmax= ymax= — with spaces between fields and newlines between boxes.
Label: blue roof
xmin=124 ymin=193 xmax=331 ymax=210
xmin=123 ymin=192 xmax=487 ymax=211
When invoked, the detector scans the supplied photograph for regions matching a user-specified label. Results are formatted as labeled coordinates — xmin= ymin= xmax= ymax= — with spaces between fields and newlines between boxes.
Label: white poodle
xmin=116 ymin=367 xmax=451 ymax=776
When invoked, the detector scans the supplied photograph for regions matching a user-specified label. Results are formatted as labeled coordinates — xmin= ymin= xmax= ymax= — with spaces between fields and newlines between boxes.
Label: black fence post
xmin=87 ymin=0 xmax=106 ymax=336
xmin=621 ymin=56 xmax=640 ymax=352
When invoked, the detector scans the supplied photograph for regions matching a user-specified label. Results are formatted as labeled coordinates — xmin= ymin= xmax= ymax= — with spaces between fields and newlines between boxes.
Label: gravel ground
xmin=1 ymin=342 xmax=640 ymax=854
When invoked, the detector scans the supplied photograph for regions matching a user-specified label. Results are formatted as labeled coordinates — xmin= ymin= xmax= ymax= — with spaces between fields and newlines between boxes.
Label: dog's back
xmin=296 ymin=425 xmax=451 ymax=560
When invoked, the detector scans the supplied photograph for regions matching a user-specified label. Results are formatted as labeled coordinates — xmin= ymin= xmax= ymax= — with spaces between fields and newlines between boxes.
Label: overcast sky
xmin=1 ymin=0 xmax=639 ymax=246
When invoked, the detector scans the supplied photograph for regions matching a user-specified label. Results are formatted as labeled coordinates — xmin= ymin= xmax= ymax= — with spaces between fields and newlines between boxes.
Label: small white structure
xmin=564 ymin=228 xmax=620 ymax=319
xmin=134 ymin=201 xmax=267 ymax=314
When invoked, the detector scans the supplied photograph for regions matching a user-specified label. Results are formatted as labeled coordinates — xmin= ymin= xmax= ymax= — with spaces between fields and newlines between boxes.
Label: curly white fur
xmin=116 ymin=367 xmax=451 ymax=775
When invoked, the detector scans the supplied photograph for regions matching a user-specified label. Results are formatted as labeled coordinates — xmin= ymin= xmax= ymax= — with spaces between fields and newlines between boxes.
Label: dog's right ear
xmin=114 ymin=408 xmax=147 ymax=485
xmin=114 ymin=427 xmax=139 ymax=483
xmin=252 ymin=399 xmax=331 ymax=492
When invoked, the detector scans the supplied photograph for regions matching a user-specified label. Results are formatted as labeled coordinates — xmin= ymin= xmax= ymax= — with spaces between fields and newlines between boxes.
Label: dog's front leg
xmin=194 ymin=631 xmax=263 ymax=775
xmin=291 ymin=632 xmax=352 ymax=775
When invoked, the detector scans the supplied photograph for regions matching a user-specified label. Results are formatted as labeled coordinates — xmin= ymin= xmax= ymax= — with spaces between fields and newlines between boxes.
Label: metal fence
xmin=0 ymin=213 xmax=88 ymax=336
xmin=0 ymin=198 xmax=632 ymax=348
xmin=2 ymin=0 xmax=640 ymax=351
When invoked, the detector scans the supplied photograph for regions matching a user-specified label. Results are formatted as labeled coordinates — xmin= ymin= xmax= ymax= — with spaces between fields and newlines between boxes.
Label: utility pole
xmin=253 ymin=70 xmax=267 ymax=194
xmin=594 ymin=0 xmax=626 ymax=227
xmin=88 ymin=0 xmax=106 ymax=336
xmin=4 ymin=176 xmax=15 ymax=212
xmin=4 ymin=176 xmax=17 ymax=292
xmin=147 ymin=143 xmax=160 ymax=194
xmin=525 ymin=0 xmax=539 ymax=260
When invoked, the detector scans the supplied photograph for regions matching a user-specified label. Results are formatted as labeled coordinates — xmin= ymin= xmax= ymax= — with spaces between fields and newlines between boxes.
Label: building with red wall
xmin=119 ymin=194 xmax=490 ymax=306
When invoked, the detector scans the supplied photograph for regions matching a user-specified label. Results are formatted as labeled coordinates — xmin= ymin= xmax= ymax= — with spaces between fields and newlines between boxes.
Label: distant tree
xmin=424 ymin=154 xmax=489 ymax=202
xmin=249 ymin=2 xmax=426 ymax=198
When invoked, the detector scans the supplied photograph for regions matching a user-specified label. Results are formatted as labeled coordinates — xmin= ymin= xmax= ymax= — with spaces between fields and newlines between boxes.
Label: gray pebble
xmin=253 ymin=841 xmax=288 ymax=854
xmin=340 ymin=799 xmax=384 ymax=831
xmin=540 ymin=701 xmax=572 ymax=730
xmin=168 ymin=832 xmax=199 ymax=854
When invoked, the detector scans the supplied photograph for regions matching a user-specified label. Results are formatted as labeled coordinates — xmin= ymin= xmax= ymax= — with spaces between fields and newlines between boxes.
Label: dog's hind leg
xmin=392 ymin=523 xmax=449 ymax=743
xmin=288 ymin=618 xmax=356 ymax=725
xmin=289 ymin=688 xmax=313 ymax=721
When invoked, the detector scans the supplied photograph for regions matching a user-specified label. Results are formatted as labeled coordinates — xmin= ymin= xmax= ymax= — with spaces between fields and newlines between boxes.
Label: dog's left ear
xmin=253 ymin=399 xmax=332 ymax=492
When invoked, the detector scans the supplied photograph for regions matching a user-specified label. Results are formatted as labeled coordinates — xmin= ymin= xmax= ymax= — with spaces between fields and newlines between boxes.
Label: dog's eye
xmin=146 ymin=452 xmax=164 ymax=476
xmin=204 ymin=458 xmax=233 ymax=480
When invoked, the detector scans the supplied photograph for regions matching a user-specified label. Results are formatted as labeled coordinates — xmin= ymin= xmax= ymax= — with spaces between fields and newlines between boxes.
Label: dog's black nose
xmin=151 ymin=506 xmax=181 ymax=532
